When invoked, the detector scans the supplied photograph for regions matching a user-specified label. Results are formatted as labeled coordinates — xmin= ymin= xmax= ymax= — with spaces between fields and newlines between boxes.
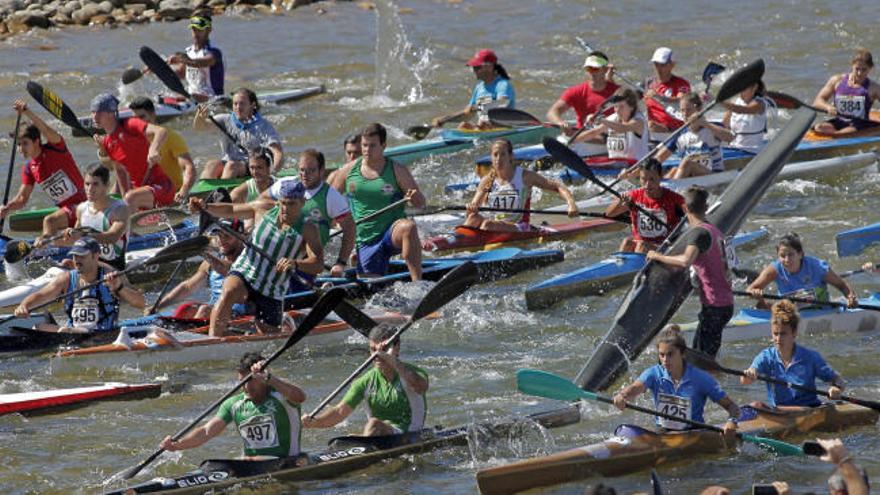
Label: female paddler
xmin=612 ymin=326 xmax=741 ymax=435
xmin=574 ymin=87 xmax=650 ymax=163
xmin=740 ymin=300 xmax=845 ymax=409
xmin=463 ymin=138 xmax=578 ymax=232
xmin=722 ymin=79 xmax=773 ymax=153
xmin=812 ymin=48 xmax=880 ymax=136
xmin=431 ymin=49 xmax=515 ymax=130
xmin=746 ymin=233 xmax=858 ymax=310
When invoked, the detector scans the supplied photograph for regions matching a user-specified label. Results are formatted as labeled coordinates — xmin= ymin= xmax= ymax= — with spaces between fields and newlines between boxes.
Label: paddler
xmin=644 ymin=47 xmax=691 ymax=132
xmin=653 ymin=93 xmax=733 ymax=179
xmin=302 ymin=324 xmax=429 ymax=436
xmin=463 ymin=138 xmax=578 ymax=232
xmin=91 ymin=93 xmax=177 ymax=210
xmin=167 ymin=12 xmax=225 ymax=103
xmin=231 ymin=149 xmax=275 ymax=204
xmin=343 ymin=133 xmax=362 ymax=164
xmin=263 ymin=149 xmax=355 ymax=278
xmin=431 ymin=49 xmax=516 ymax=130
xmin=646 ymin=186 xmax=733 ymax=357
xmin=740 ymin=300 xmax=846 ymax=409
xmin=604 ymin=158 xmax=684 ymax=253
xmin=746 ymin=233 xmax=858 ymax=310
xmin=128 ymin=97 xmax=197 ymax=203
xmin=573 ymin=87 xmax=650 ymax=161
xmin=3 ymin=99 xmax=86 ymax=240
xmin=721 ymin=79 xmax=773 ymax=153
xmin=196 ymin=87 xmax=283 ymax=179
xmin=546 ymin=51 xmax=619 ymax=138
xmin=328 ymin=123 xmax=425 ymax=280
xmin=150 ymin=218 xmax=248 ymax=320
xmin=188 ymin=180 xmax=323 ymax=337
xmin=160 ymin=352 xmax=306 ymax=460
xmin=612 ymin=326 xmax=741 ymax=436
xmin=14 ymin=237 xmax=144 ymax=333
xmin=812 ymin=48 xmax=880 ymax=136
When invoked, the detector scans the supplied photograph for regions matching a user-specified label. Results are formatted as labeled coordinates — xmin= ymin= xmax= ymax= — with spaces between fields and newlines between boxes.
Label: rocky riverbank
xmin=0 ymin=0 xmax=358 ymax=38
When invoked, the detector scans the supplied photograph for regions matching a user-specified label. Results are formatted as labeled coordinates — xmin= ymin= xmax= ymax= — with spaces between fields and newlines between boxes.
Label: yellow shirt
xmin=157 ymin=129 xmax=189 ymax=189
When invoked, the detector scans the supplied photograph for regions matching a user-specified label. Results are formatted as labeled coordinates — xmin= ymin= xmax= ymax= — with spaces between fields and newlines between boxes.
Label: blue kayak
xmin=525 ymin=228 xmax=768 ymax=310
xmin=836 ymin=221 xmax=880 ymax=257
xmin=385 ymin=126 xmax=559 ymax=165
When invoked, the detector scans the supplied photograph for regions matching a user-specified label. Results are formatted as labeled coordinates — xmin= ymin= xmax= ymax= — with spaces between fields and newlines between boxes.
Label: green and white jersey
xmin=76 ymin=199 xmax=128 ymax=263
xmin=216 ymin=390 xmax=302 ymax=458
xmin=245 ymin=176 xmax=275 ymax=203
xmin=342 ymin=364 xmax=428 ymax=432
xmin=230 ymin=205 xmax=302 ymax=299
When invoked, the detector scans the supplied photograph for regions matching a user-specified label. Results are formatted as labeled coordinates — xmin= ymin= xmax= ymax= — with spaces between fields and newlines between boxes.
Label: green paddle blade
xmin=740 ymin=433 xmax=804 ymax=456
xmin=412 ymin=261 xmax=480 ymax=320
xmin=516 ymin=369 xmax=598 ymax=402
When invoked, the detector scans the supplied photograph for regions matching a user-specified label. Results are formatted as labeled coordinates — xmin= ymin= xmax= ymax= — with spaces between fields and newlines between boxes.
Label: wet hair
xmin=300 ymin=148 xmax=325 ymax=170
xmin=85 ymin=163 xmax=111 ymax=185
xmin=233 ymin=87 xmax=259 ymax=113
xmin=18 ymin=123 xmax=41 ymax=142
xmin=344 ymin=133 xmax=361 ymax=148
xmin=639 ymin=157 xmax=663 ymax=176
xmin=128 ymin=96 xmax=156 ymax=114
xmin=361 ymin=123 xmax=387 ymax=146
xmin=683 ymin=92 xmax=703 ymax=109
xmin=248 ymin=148 xmax=273 ymax=169
xmin=776 ymin=233 xmax=804 ymax=255
xmin=771 ymin=299 xmax=800 ymax=331
xmin=684 ymin=185 xmax=709 ymax=215
xmin=613 ymin=87 xmax=640 ymax=114
xmin=851 ymin=47 xmax=874 ymax=68
xmin=492 ymin=138 xmax=513 ymax=155
xmin=237 ymin=351 xmax=265 ymax=373
xmin=655 ymin=325 xmax=687 ymax=354
xmin=368 ymin=323 xmax=398 ymax=346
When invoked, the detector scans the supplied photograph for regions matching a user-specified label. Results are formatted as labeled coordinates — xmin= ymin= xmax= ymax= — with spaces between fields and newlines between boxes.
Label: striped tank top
xmin=231 ymin=205 xmax=302 ymax=299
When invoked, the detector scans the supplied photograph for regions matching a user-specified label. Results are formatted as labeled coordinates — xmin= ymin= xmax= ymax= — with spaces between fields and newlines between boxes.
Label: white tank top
xmin=729 ymin=95 xmax=770 ymax=152
xmin=77 ymin=199 xmax=129 ymax=262
xmin=606 ymin=111 xmax=650 ymax=160
xmin=486 ymin=166 xmax=530 ymax=223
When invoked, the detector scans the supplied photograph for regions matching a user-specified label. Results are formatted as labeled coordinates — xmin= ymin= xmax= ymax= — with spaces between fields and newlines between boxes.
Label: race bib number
xmin=41 ymin=170 xmax=77 ymax=203
xmin=71 ymin=297 xmax=99 ymax=329
xmin=836 ymin=95 xmax=865 ymax=118
xmin=606 ymin=133 xmax=627 ymax=158
xmin=657 ymin=393 xmax=691 ymax=430
xmin=99 ymin=242 xmax=118 ymax=261
xmin=488 ymin=190 xmax=520 ymax=211
xmin=238 ymin=415 xmax=279 ymax=450
xmin=636 ymin=208 xmax=668 ymax=239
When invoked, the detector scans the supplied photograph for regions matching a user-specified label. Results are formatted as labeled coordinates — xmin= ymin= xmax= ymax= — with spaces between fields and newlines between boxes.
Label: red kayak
xmin=422 ymin=219 xmax=623 ymax=253
xmin=0 ymin=383 xmax=161 ymax=416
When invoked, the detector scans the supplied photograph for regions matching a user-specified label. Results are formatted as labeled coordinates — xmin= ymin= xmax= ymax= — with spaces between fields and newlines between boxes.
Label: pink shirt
xmin=689 ymin=222 xmax=733 ymax=307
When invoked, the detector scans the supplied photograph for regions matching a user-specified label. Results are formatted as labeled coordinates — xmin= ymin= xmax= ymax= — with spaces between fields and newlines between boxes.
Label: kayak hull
xmin=422 ymin=219 xmax=624 ymax=253
xmin=836 ymin=221 xmax=880 ymax=257
xmin=0 ymin=382 xmax=161 ymax=416
xmin=385 ymin=125 xmax=559 ymax=165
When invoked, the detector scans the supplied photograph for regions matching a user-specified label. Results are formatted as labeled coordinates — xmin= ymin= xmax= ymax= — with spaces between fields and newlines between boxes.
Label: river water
xmin=0 ymin=0 xmax=878 ymax=493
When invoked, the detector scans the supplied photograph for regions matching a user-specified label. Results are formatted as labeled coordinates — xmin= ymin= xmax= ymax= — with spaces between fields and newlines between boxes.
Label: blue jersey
xmin=772 ymin=255 xmax=830 ymax=302
xmin=64 ymin=267 xmax=118 ymax=332
xmin=638 ymin=362 xmax=727 ymax=428
xmin=468 ymin=76 xmax=515 ymax=109
xmin=750 ymin=344 xmax=837 ymax=407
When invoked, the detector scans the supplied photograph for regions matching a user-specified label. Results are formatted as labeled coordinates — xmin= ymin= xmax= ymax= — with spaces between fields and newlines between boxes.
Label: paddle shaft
xmin=147 ymin=260 xmax=187 ymax=315
xmin=436 ymin=204 xmax=622 ymax=221
xmin=1 ymin=114 xmax=22 ymax=232
xmin=732 ymin=290 xmax=880 ymax=311
xmin=840 ymin=263 xmax=879 ymax=278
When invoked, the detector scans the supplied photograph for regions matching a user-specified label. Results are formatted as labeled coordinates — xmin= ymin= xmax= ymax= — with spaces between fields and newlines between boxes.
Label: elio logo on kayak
xmin=315 ymin=446 xmax=368 ymax=462
xmin=175 ymin=470 xmax=229 ymax=488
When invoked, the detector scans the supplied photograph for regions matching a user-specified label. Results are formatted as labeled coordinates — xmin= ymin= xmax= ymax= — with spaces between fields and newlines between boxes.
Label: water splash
xmin=373 ymin=0 xmax=432 ymax=104
xmin=466 ymin=416 xmax=557 ymax=467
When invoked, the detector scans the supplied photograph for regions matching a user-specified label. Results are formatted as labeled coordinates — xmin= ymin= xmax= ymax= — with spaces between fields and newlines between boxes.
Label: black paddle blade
xmin=148 ymin=235 xmax=210 ymax=265
xmin=276 ymin=287 xmax=347 ymax=355
xmin=3 ymin=240 xmax=32 ymax=264
xmin=333 ymin=300 xmax=379 ymax=337
xmin=716 ymin=59 xmax=764 ymax=103
xmin=765 ymin=90 xmax=802 ymax=110
xmin=487 ymin=108 xmax=540 ymax=128
xmin=650 ymin=469 xmax=664 ymax=495
xmin=412 ymin=261 xmax=479 ymax=320
xmin=25 ymin=81 xmax=92 ymax=136
xmin=121 ymin=67 xmax=144 ymax=85
xmin=683 ymin=347 xmax=724 ymax=373
xmin=404 ymin=125 xmax=431 ymax=140
xmin=542 ymin=137 xmax=599 ymax=183
xmin=139 ymin=46 xmax=191 ymax=99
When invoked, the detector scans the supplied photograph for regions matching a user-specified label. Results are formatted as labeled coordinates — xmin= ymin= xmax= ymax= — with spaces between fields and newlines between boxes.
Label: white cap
xmin=651 ymin=47 xmax=674 ymax=64
xmin=583 ymin=54 xmax=609 ymax=69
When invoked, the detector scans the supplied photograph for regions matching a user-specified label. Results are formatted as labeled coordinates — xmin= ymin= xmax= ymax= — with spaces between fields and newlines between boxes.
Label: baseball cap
xmin=208 ymin=218 xmax=244 ymax=235
xmin=189 ymin=15 xmax=211 ymax=30
xmin=651 ymin=47 xmax=674 ymax=64
xmin=69 ymin=237 xmax=100 ymax=256
xmin=90 ymin=93 xmax=119 ymax=113
xmin=275 ymin=180 xmax=306 ymax=200
xmin=466 ymin=49 xmax=498 ymax=67
xmin=584 ymin=54 xmax=609 ymax=69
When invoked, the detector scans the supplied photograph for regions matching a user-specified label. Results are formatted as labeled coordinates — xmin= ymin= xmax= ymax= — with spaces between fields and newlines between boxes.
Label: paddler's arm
xmin=144 ymin=123 xmax=168 ymax=168
xmin=89 ymin=203 xmax=129 ymax=246
xmin=812 ymin=75 xmax=842 ymax=115
xmin=153 ymin=261 xmax=210 ymax=311
xmin=546 ymin=99 xmax=575 ymax=135
xmin=282 ymin=223 xmax=323 ymax=276
xmin=604 ymin=191 xmax=631 ymax=219
xmin=106 ymin=270 xmax=146 ymax=309
xmin=569 ymin=123 xmax=607 ymax=144
xmin=188 ymin=197 xmax=258 ymax=220
xmin=524 ymin=170 xmax=578 ymax=217
xmin=14 ymin=271 xmax=71 ymax=317
xmin=715 ymin=396 xmax=740 ymax=435
xmin=0 ymin=183 xmax=34 ymax=219
xmin=392 ymin=164 xmax=426 ymax=209
xmin=816 ymin=438 xmax=869 ymax=495
xmin=646 ymin=244 xmax=699 ymax=268
xmin=722 ymin=98 xmax=766 ymax=115
xmin=229 ymin=181 xmax=250 ymax=203
xmin=332 ymin=213 xmax=356 ymax=277
xmin=746 ymin=264 xmax=777 ymax=303
xmin=702 ymin=120 xmax=734 ymax=143
xmin=161 ymin=417 xmax=227 ymax=452
xmin=431 ymin=106 xmax=473 ymax=129
xmin=612 ymin=380 xmax=646 ymax=411
xmin=301 ymin=402 xmax=353 ymax=428
xmin=467 ymin=173 xmax=494 ymax=214
xmin=824 ymin=269 xmax=859 ymax=308
xmin=268 ymin=143 xmax=284 ymax=174
xmin=327 ymin=161 xmax=355 ymax=193
xmin=175 ymin=152 xmax=197 ymax=202
xmin=252 ymin=360 xmax=306 ymax=404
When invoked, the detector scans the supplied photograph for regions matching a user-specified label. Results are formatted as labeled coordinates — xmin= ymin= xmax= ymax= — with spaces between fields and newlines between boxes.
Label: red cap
xmin=466 ymin=49 xmax=498 ymax=67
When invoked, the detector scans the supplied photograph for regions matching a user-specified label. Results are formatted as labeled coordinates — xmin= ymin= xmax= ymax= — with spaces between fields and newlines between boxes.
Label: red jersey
xmin=101 ymin=117 xmax=171 ymax=188
xmin=560 ymin=80 xmax=620 ymax=128
xmin=645 ymin=75 xmax=691 ymax=129
xmin=22 ymin=137 xmax=86 ymax=209
xmin=626 ymin=187 xmax=685 ymax=243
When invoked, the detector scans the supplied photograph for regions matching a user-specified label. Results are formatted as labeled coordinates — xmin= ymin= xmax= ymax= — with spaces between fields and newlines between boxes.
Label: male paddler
xmin=263 ymin=149 xmax=355 ymax=278
xmin=188 ymin=180 xmax=323 ymax=337
xmin=328 ymin=123 xmax=425 ymax=280
xmin=14 ymin=237 xmax=144 ymax=334
xmin=232 ymin=149 xmax=276 ymax=204
xmin=168 ymin=12 xmax=225 ymax=103
xmin=546 ymin=51 xmax=619 ymax=137
xmin=160 ymin=352 xmax=306 ymax=460
xmin=302 ymin=324 xmax=429 ymax=436
xmin=3 ymin=100 xmax=86 ymax=239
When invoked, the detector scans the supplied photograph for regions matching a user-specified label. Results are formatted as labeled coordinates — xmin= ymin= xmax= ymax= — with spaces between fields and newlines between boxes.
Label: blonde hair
xmin=770 ymin=299 xmax=800 ymax=330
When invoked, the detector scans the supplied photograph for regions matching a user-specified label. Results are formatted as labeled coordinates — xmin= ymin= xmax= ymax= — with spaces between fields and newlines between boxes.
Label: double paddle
xmin=0 ymin=113 xmax=22 ymax=234
xmin=733 ymin=290 xmax=880 ymax=312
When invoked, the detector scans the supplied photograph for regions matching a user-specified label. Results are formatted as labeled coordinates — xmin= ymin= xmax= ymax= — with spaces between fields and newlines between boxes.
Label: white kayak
xmin=0 ymin=382 xmax=161 ymax=416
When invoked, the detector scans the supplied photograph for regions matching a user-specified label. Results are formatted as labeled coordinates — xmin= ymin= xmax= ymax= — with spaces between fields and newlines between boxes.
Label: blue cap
xmin=90 ymin=93 xmax=119 ymax=113
xmin=276 ymin=180 xmax=306 ymax=200
xmin=69 ymin=237 xmax=101 ymax=256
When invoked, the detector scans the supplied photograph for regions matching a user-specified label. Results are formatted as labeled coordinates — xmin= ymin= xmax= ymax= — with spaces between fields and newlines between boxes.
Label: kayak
xmin=73 ymin=86 xmax=326 ymax=136
xmin=678 ymin=292 xmax=880 ymax=344
xmin=282 ymin=247 xmax=564 ymax=310
xmin=52 ymin=308 xmax=415 ymax=370
xmin=573 ymin=106 xmax=815 ymax=392
xmin=385 ymin=125 xmax=560 ymax=165
xmin=525 ymin=228 xmax=769 ymax=310
xmin=836 ymin=221 xmax=880 ymax=257
xmin=475 ymin=402 xmax=878 ymax=495
xmin=0 ymin=382 xmax=161 ymax=416
xmin=421 ymin=218 xmax=624 ymax=253
xmin=107 ymin=404 xmax=582 ymax=495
